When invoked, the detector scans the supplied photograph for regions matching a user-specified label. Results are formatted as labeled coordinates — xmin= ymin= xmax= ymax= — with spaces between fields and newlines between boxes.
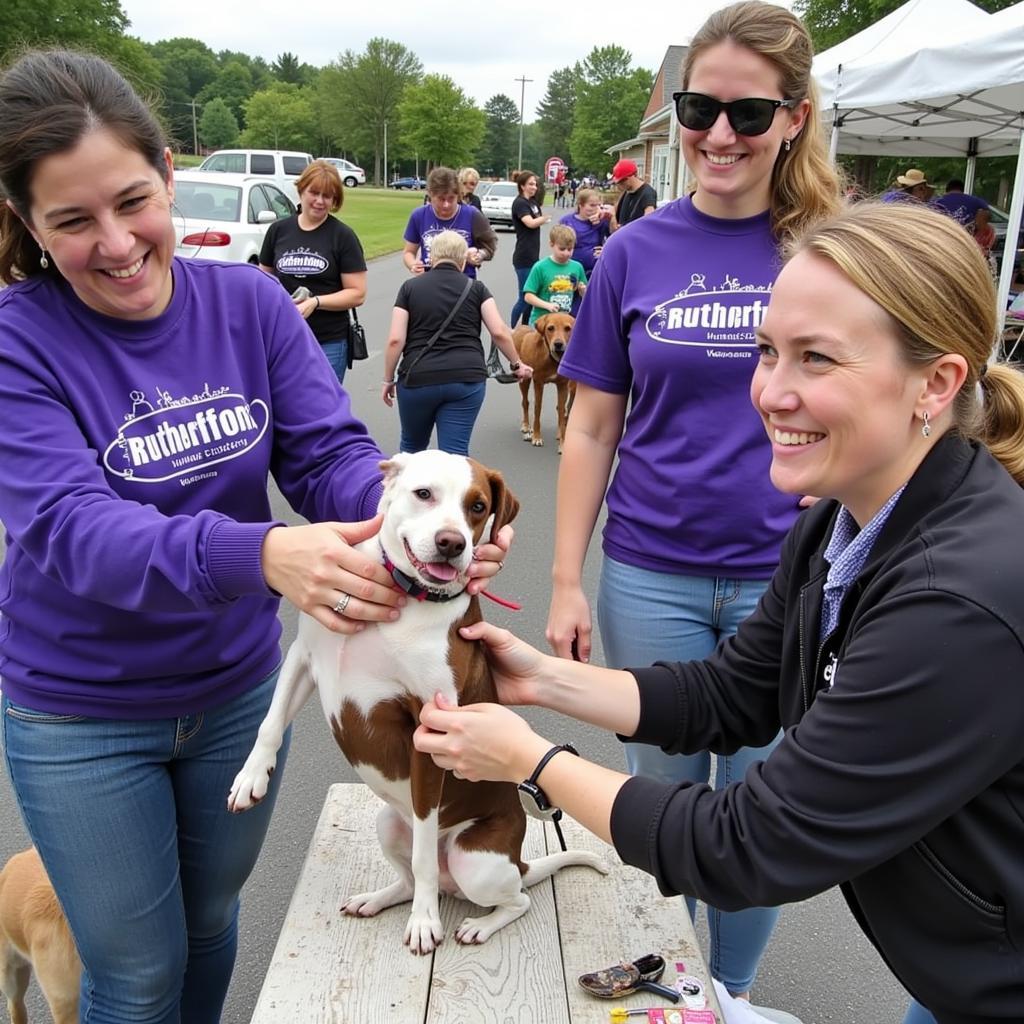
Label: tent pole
xmin=964 ymin=138 xmax=978 ymax=193
xmin=995 ymin=130 xmax=1024 ymax=334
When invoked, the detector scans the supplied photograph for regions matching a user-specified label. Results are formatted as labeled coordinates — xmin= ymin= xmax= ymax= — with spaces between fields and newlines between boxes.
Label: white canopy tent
xmin=813 ymin=0 xmax=1024 ymax=314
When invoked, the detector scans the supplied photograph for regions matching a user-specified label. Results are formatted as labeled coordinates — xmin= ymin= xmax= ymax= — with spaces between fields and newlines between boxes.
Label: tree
xmin=198 ymin=97 xmax=239 ymax=150
xmin=479 ymin=94 xmax=519 ymax=177
xmin=569 ymin=46 xmax=653 ymax=174
xmin=272 ymin=52 xmax=303 ymax=85
xmin=241 ymin=83 xmax=317 ymax=152
xmin=796 ymin=0 xmax=1017 ymax=50
xmin=218 ymin=50 xmax=272 ymax=92
xmin=148 ymin=38 xmax=219 ymax=149
xmin=0 ymin=0 xmax=127 ymax=61
xmin=397 ymin=75 xmax=485 ymax=169
xmin=536 ymin=65 xmax=580 ymax=162
xmin=318 ymin=38 xmax=423 ymax=184
xmin=196 ymin=60 xmax=255 ymax=126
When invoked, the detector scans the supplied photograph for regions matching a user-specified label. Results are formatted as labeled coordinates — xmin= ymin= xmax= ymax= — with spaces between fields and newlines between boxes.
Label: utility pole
xmin=190 ymin=99 xmax=199 ymax=155
xmin=514 ymin=75 xmax=532 ymax=173
xmin=383 ymin=121 xmax=388 ymax=187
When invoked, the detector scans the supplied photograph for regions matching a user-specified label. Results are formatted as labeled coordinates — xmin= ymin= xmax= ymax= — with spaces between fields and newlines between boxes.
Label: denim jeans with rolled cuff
xmin=597 ymin=555 xmax=782 ymax=995
xmin=1 ymin=667 xmax=288 ymax=1024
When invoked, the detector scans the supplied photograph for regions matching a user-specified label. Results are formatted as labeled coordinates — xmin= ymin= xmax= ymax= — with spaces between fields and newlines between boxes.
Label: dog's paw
xmin=531 ymin=437 xmax=544 ymax=447
xmin=404 ymin=910 xmax=444 ymax=955
xmin=454 ymin=915 xmax=494 ymax=945
xmin=226 ymin=758 xmax=275 ymax=813
xmin=341 ymin=879 xmax=413 ymax=917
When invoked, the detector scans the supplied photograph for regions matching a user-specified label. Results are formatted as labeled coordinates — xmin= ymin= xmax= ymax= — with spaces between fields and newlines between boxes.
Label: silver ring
xmin=332 ymin=593 xmax=351 ymax=615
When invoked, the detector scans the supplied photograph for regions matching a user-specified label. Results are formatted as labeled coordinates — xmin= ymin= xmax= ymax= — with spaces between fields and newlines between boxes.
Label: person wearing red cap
xmin=609 ymin=158 xmax=658 ymax=230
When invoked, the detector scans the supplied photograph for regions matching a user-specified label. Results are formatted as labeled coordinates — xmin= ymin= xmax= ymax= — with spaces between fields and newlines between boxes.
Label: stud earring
xmin=39 ymin=248 xmax=49 ymax=270
xmin=784 ymin=138 xmax=792 ymax=152
xmin=921 ymin=410 xmax=931 ymax=438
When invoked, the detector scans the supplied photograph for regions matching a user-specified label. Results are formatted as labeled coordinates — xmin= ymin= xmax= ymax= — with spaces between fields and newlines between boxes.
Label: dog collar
xmin=380 ymin=547 xmax=465 ymax=603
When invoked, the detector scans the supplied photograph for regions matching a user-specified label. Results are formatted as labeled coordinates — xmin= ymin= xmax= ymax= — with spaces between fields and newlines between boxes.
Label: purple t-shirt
xmin=403 ymin=204 xmax=482 ymax=277
xmin=559 ymin=196 xmax=801 ymax=578
xmin=0 ymin=259 xmax=385 ymax=718
xmin=933 ymin=191 xmax=989 ymax=227
xmin=558 ymin=211 xmax=611 ymax=275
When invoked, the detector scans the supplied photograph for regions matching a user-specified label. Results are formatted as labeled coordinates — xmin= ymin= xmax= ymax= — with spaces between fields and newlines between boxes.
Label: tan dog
xmin=512 ymin=313 xmax=577 ymax=453
xmin=0 ymin=849 xmax=80 ymax=1024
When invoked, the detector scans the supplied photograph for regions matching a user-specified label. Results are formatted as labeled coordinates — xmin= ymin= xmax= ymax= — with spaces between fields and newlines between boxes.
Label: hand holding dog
xmin=466 ymin=524 xmax=515 ymax=596
xmin=261 ymin=517 xmax=405 ymax=633
xmin=415 ymin=690 xmax=550 ymax=785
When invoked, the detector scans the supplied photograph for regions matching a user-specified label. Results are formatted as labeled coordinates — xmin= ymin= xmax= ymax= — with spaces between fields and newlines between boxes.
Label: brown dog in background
xmin=0 ymin=848 xmax=80 ymax=1024
xmin=511 ymin=312 xmax=576 ymax=453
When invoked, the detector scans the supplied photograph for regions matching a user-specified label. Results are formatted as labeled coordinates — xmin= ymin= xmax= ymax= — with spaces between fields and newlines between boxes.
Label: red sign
xmin=544 ymin=156 xmax=566 ymax=182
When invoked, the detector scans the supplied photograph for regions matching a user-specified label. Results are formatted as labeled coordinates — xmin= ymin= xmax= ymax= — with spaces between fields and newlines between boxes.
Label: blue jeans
xmin=509 ymin=265 xmax=532 ymax=327
xmin=320 ymin=338 xmax=348 ymax=386
xmin=597 ymin=556 xmax=781 ymax=995
xmin=903 ymin=1001 xmax=938 ymax=1024
xmin=1 ymin=669 xmax=288 ymax=1024
xmin=396 ymin=380 xmax=487 ymax=455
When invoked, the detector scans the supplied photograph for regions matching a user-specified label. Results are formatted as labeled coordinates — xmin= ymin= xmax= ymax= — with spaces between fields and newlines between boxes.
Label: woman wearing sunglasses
xmin=544 ymin=1 xmax=841 ymax=1013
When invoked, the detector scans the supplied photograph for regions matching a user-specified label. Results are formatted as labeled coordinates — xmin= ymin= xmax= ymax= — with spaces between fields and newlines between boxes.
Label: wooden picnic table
xmin=250 ymin=783 xmax=724 ymax=1023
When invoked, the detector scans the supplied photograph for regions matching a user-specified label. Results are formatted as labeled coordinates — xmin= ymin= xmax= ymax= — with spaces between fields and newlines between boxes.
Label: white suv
xmin=198 ymin=149 xmax=313 ymax=204
xmin=321 ymin=157 xmax=366 ymax=188
xmin=480 ymin=181 xmax=518 ymax=228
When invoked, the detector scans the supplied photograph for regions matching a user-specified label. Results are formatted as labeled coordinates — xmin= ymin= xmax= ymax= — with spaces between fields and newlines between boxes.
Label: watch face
xmin=517 ymin=780 xmax=559 ymax=820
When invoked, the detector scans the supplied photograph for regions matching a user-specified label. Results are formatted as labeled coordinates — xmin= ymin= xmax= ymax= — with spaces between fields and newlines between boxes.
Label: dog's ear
xmin=485 ymin=468 xmax=520 ymax=541
xmin=534 ymin=314 xmax=548 ymax=334
xmin=377 ymin=453 xmax=410 ymax=510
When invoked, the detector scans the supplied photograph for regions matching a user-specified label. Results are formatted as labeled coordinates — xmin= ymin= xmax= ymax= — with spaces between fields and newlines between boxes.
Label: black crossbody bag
xmin=345 ymin=308 xmax=369 ymax=368
xmin=398 ymin=278 xmax=473 ymax=386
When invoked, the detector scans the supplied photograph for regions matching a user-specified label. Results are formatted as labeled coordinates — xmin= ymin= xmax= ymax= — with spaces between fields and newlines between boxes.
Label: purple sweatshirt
xmin=559 ymin=196 xmax=801 ymax=578
xmin=0 ymin=258 xmax=385 ymax=718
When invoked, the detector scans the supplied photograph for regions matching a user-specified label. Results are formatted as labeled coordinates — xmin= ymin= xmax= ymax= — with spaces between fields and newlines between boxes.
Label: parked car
xmin=172 ymin=171 xmax=295 ymax=264
xmin=480 ymin=180 xmax=518 ymax=228
xmin=320 ymin=156 xmax=365 ymax=188
xmin=198 ymin=149 xmax=313 ymax=203
xmin=390 ymin=176 xmax=427 ymax=190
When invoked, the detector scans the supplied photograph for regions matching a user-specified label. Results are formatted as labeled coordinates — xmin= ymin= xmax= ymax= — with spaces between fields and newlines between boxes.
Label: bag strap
xmin=350 ymin=307 xmax=360 ymax=325
xmin=400 ymin=277 xmax=473 ymax=383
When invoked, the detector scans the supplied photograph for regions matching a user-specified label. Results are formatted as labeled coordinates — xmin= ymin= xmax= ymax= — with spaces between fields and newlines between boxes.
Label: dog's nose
xmin=553 ymin=343 xmax=565 ymax=356
xmin=434 ymin=530 xmax=466 ymax=560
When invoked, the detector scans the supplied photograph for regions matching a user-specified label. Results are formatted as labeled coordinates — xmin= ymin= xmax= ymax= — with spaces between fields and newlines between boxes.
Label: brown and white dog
xmin=512 ymin=313 xmax=577 ymax=453
xmin=228 ymin=450 xmax=604 ymax=953
xmin=0 ymin=848 xmax=80 ymax=1024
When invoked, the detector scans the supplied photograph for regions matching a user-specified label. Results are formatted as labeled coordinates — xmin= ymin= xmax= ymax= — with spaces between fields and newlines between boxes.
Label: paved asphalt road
xmin=0 ymin=204 xmax=909 ymax=1023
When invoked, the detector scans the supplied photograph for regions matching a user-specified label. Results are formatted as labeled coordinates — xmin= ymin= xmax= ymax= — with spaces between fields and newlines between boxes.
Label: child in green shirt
xmin=523 ymin=224 xmax=588 ymax=323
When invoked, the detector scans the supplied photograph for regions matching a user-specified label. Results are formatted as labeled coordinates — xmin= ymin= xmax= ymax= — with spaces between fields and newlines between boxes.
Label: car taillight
xmin=181 ymin=231 xmax=231 ymax=247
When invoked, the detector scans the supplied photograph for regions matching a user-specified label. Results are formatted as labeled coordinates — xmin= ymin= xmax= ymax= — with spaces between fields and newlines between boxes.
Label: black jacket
xmin=612 ymin=434 xmax=1024 ymax=1023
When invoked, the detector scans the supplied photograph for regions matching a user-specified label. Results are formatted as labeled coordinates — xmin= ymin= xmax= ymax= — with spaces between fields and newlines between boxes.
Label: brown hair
xmin=682 ymin=0 xmax=841 ymax=245
xmin=426 ymin=166 xmax=459 ymax=197
xmin=549 ymin=224 xmax=576 ymax=248
xmin=514 ymin=169 xmax=538 ymax=195
xmin=575 ymin=187 xmax=601 ymax=211
xmin=294 ymin=160 xmax=343 ymax=212
xmin=792 ymin=202 xmax=1024 ymax=484
xmin=0 ymin=49 xmax=169 ymax=284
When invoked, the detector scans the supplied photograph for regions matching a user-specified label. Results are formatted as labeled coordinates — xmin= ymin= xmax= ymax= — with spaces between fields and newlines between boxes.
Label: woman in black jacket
xmin=414 ymin=202 xmax=1024 ymax=1024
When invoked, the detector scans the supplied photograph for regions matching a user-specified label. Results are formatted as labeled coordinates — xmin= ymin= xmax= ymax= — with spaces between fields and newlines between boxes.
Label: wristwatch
xmin=517 ymin=743 xmax=578 ymax=820
xmin=508 ymin=361 xmax=521 ymax=371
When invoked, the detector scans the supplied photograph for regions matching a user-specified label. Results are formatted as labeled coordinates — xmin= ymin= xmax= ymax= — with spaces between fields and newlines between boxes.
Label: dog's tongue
xmin=425 ymin=561 xmax=458 ymax=582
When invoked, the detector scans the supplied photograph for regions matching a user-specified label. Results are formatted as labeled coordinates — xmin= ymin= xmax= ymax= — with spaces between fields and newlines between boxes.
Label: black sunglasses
xmin=673 ymin=91 xmax=797 ymax=137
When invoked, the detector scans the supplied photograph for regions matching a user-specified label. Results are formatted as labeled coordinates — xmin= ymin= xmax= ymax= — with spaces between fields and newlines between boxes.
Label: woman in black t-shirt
xmin=381 ymin=231 xmax=530 ymax=455
xmin=509 ymin=170 xmax=550 ymax=327
xmin=260 ymin=160 xmax=367 ymax=384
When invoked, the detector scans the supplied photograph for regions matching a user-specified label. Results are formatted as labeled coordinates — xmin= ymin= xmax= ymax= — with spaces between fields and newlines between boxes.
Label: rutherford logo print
xmin=103 ymin=384 xmax=269 ymax=483
xmin=276 ymin=247 xmax=329 ymax=276
xmin=645 ymin=272 xmax=774 ymax=350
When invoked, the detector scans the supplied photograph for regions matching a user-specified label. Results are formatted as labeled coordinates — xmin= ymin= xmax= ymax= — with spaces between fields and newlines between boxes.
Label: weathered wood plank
xmin=251 ymin=786 xmax=722 ymax=1023
xmin=553 ymin=816 xmax=724 ymax=1022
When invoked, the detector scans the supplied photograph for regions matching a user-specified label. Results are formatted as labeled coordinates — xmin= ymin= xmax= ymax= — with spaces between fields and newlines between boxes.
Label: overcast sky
xmin=120 ymin=1 xmax=794 ymax=120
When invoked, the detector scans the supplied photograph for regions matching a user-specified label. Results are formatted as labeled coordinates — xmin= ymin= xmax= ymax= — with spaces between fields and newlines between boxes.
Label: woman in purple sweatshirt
xmin=0 ymin=51 xmax=507 ymax=1024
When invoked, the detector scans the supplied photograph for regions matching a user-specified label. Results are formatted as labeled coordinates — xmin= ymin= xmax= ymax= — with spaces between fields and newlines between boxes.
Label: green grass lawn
xmin=337 ymin=187 xmax=423 ymax=260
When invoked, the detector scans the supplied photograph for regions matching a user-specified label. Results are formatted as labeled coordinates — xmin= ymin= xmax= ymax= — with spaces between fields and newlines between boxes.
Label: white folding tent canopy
xmin=813 ymin=0 xmax=1024 ymax=313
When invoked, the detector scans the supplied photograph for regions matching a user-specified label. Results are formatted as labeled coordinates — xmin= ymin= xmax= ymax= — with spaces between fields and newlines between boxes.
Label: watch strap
xmin=526 ymin=742 xmax=578 ymax=786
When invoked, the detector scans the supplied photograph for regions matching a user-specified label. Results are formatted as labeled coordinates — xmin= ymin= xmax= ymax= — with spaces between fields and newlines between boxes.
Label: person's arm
xmin=258 ymin=264 xmax=275 ymax=276
xmin=525 ymin=291 xmax=558 ymax=314
xmin=469 ymin=209 xmax=497 ymax=265
xmin=402 ymin=241 xmax=424 ymax=274
xmin=546 ymin=384 xmax=626 ymax=659
xmin=520 ymin=211 xmax=549 ymax=229
xmin=381 ymin=306 xmax=409 ymax=407
xmin=295 ymin=270 xmax=367 ymax=320
xmin=481 ymin=297 xmax=530 ymax=379
xmin=641 ymin=187 xmax=657 ymax=217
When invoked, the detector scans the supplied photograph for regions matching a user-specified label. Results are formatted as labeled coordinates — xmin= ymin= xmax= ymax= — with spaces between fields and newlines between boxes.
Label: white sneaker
xmin=711 ymin=980 xmax=805 ymax=1024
